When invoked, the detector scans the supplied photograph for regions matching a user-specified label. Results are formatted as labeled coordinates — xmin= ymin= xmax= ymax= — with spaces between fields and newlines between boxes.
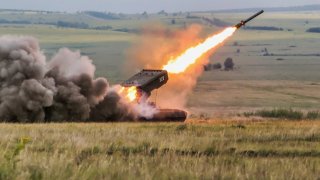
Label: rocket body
xmin=235 ymin=10 xmax=264 ymax=29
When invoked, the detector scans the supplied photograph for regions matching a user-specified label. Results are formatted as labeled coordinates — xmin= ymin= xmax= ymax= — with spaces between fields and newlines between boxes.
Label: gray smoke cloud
xmin=0 ymin=35 xmax=148 ymax=122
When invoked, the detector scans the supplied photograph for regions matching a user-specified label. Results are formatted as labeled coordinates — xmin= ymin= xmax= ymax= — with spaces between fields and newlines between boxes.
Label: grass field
xmin=0 ymin=121 xmax=319 ymax=179
xmin=0 ymin=10 xmax=320 ymax=179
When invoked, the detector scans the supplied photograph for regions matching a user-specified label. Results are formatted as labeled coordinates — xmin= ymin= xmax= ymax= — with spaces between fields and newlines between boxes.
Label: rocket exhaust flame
xmin=123 ymin=27 xmax=237 ymax=101
xmin=162 ymin=10 xmax=264 ymax=74
xmin=123 ymin=27 xmax=237 ymax=102
xmin=162 ymin=27 xmax=236 ymax=74
xmin=119 ymin=87 xmax=138 ymax=102
xmin=125 ymin=87 xmax=138 ymax=102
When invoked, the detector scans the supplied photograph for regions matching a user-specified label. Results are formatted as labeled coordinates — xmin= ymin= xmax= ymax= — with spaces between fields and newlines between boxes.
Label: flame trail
xmin=163 ymin=27 xmax=236 ymax=74
xmin=123 ymin=27 xmax=237 ymax=102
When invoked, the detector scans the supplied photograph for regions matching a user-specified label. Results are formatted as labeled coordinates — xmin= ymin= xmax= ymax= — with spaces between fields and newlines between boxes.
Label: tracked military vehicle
xmin=122 ymin=69 xmax=187 ymax=122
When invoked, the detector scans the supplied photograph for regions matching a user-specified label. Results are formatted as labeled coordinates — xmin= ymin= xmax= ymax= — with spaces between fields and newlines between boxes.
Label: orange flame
xmin=119 ymin=87 xmax=138 ymax=102
xmin=162 ymin=27 xmax=236 ymax=74
xmin=126 ymin=87 xmax=138 ymax=102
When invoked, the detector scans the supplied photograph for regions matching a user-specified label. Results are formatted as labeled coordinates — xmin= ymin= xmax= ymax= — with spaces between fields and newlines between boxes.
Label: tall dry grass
xmin=0 ymin=121 xmax=319 ymax=179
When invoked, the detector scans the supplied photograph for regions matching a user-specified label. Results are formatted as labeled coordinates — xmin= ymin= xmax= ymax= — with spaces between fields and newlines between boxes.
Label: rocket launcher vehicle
xmin=122 ymin=70 xmax=187 ymax=122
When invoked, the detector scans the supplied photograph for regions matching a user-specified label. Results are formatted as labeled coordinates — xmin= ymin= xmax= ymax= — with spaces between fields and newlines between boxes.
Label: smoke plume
xmin=0 ymin=36 xmax=150 ymax=122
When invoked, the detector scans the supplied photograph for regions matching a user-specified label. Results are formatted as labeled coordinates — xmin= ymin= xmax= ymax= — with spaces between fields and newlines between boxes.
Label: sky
xmin=2 ymin=0 xmax=320 ymax=13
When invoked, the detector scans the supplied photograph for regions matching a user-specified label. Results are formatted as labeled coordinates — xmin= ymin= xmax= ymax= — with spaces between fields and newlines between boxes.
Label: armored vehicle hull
xmin=140 ymin=109 xmax=187 ymax=122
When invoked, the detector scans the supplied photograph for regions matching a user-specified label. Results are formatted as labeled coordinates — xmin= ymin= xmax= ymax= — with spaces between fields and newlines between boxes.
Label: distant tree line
xmin=56 ymin=21 xmax=89 ymax=29
xmin=186 ymin=14 xmax=201 ymax=19
xmin=0 ymin=19 xmax=31 ymax=24
xmin=93 ymin=26 xmax=113 ymax=30
xmin=113 ymin=28 xmax=140 ymax=34
xmin=84 ymin=11 xmax=121 ymax=20
xmin=0 ymin=19 xmax=115 ymax=31
xmin=0 ymin=18 xmax=129 ymax=32
xmin=244 ymin=26 xmax=284 ymax=31
xmin=306 ymin=27 xmax=320 ymax=33
xmin=56 ymin=21 xmax=114 ymax=30
xmin=0 ymin=9 xmax=63 ymax=14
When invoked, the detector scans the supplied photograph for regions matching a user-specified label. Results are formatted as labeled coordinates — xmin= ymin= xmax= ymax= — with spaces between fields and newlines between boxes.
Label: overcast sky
xmin=3 ymin=0 xmax=320 ymax=13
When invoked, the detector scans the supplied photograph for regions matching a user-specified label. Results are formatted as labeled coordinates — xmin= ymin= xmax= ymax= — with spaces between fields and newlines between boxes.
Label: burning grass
xmin=0 ymin=121 xmax=319 ymax=179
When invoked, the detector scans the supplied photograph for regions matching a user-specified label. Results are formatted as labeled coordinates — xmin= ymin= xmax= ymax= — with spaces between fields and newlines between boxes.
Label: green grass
xmin=0 ymin=121 xmax=319 ymax=179
xmin=306 ymin=111 xmax=320 ymax=120
xmin=243 ymin=109 xmax=320 ymax=120
xmin=244 ymin=108 xmax=304 ymax=120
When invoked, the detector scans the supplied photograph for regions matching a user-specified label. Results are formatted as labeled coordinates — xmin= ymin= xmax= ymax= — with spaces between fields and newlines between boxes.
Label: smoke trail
xmin=0 ymin=35 xmax=153 ymax=122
